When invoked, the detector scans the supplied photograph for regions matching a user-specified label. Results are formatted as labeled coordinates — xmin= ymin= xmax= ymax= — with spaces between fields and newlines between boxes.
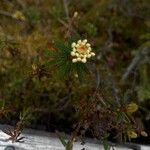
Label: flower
xmin=71 ymin=39 xmax=95 ymax=63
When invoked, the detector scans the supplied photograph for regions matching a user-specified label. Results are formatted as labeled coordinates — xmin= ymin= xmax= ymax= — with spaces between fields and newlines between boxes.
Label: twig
xmin=4 ymin=0 xmax=14 ymax=7
xmin=49 ymin=12 xmax=69 ymax=28
xmin=0 ymin=10 xmax=12 ymax=18
xmin=89 ymin=63 xmax=100 ymax=90
xmin=107 ymin=71 xmax=121 ymax=106
xmin=0 ymin=9 xmax=26 ymax=22
xmin=123 ymin=70 xmax=138 ymax=103
xmin=63 ymin=0 xmax=69 ymax=20
xmin=93 ymin=26 xmax=121 ymax=105
xmin=121 ymin=47 xmax=150 ymax=81
xmin=95 ymin=66 xmax=100 ymax=90
xmin=15 ymin=0 xmax=26 ymax=10
xmin=57 ymin=18 xmax=69 ymax=28
xmin=98 ymin=27 xmax=121 ymax=105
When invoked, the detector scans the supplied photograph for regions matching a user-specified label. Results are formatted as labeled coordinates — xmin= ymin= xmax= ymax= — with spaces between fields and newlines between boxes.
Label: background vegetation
xmin=0 ymin=0 xmax=150 ymax=147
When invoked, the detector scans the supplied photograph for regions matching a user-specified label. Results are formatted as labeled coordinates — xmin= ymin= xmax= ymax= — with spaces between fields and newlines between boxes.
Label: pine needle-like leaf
xmin=54 ymin=41 xmax=71 ymax=54
xmin=45 ymin=40 xmax=90 ymax=81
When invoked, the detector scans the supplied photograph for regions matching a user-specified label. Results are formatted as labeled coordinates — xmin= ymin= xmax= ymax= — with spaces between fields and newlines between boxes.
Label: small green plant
xmin=2 ymin=108 xmax=33 ymax=143
xmin=44 ymin=39 xmax=95 ymax=81
xmin=57 ymin=131 xmax=75 ymax=150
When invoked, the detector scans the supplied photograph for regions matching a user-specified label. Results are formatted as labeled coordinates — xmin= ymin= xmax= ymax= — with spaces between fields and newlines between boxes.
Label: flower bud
xmin=72 ymin=43 xmax=76 ymax=48
xmin=73 ymin=11 xmax=78 ymax=18
xmin=141 ymin=131 xmax=148 ymax=137
xmin=83 ymin=54 xmax=87 ymax=58
xmin=71 ymin=51 xmax=76 ymax=56
xmin=77 ymin=58 xmax=81 ymax=61
xmin=72 ymin=59 xmax=77 ymax=63
xmin=86 ymin=43 xmax=91 ymax=47
xmin=82 ymin=58 xmax=87 ymax=63
xmin=87 ymin=54 xmax=91 ymax=58
xmin=76 ymin=44 xmax=80 ymax=47
xmin=74 ymin=73 xmax=78 ymax=78
xmin=88 ymin=47 xmax=92 ymax=51
xmin=91 ymin=52 xmax=95 ymax=56
xmin=83 ymin=39 xmax=87 ymax=44
xmin=75 ymin=53 xmax=79 ymax=57
xmin=78 ymin=40 xmax=82 ymax=44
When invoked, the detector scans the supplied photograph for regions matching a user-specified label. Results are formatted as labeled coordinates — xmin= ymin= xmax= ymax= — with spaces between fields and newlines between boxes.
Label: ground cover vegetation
xmin=0 ymin=0 xmax=150 ymax=149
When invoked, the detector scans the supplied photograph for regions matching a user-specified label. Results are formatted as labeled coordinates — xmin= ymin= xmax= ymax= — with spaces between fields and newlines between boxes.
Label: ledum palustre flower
xmin=71 ymin=39 xmax=95 ymax=63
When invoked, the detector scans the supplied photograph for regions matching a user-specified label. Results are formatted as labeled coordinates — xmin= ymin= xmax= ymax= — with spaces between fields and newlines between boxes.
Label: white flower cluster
xmin=71 ymin=39 xmax=95 ymax=63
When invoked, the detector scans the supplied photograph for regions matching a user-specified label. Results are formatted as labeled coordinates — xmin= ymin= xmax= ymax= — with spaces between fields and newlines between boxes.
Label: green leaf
xmin=46 ymin=40 xmax=90 ymax=81
xmin=57 ymin=133 xmax=67 ymax=147
xmin=66 ymin=141 xmax=73 ymax=150
xmin=67 ymin=37 xmax=79 ymax=47
xmin=44 ymin=49 xmax=58 ymax=58
xmin=58 ymin=61 xmax=72 ymax=78
xmin=73 ymin=63 xmax=89 ymax=81
xmin=54 ymin=41 xmax=71 ymax=54
xmin=103 ymin=140 xmax=111 ymax=150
